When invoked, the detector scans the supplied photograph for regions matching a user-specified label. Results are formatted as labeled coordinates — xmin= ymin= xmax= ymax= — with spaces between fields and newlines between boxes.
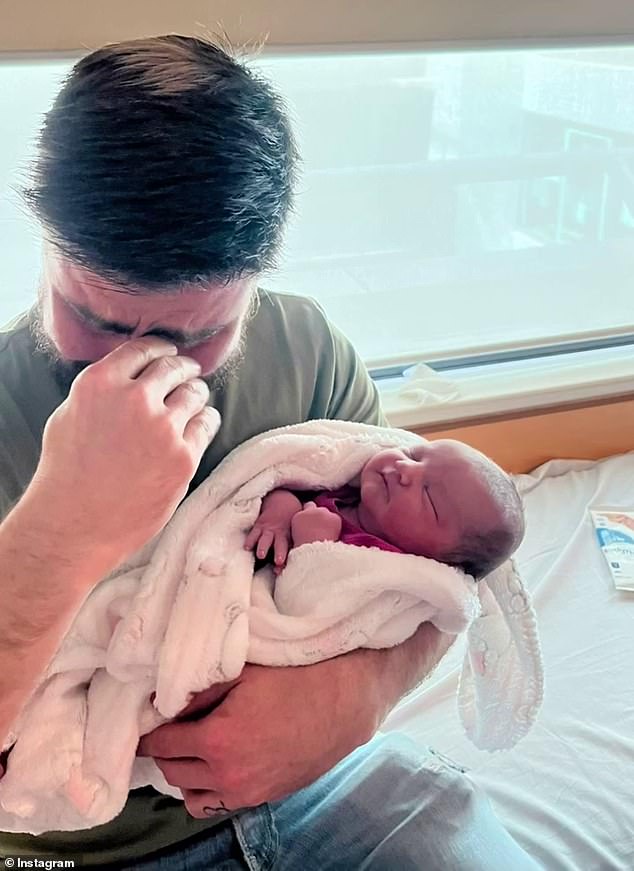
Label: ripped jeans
xmin=124 ymin=732 xmax=541 ymax=870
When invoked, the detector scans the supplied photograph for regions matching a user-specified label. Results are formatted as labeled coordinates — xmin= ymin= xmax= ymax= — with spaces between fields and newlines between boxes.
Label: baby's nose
xmin=395 ymin=458 xmax=422 ymax=483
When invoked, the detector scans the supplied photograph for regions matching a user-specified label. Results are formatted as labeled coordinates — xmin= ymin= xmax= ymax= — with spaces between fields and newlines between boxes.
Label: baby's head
xmin=357 ymin=439 xmax=524 ymax=579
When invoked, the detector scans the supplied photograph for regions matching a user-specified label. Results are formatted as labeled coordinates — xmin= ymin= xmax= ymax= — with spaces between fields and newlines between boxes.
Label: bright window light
xmin=0 ymin=60 xmax=68 ymax=322
xmin=2 ymin=47 xmax=634 ymax=368
xmin=256 ymin=48 xmax=634 ymax=365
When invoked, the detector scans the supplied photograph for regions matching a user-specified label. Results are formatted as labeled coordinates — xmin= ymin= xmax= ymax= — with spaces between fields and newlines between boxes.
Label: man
xmin=0 ymin=35 xmax=540 ymax=869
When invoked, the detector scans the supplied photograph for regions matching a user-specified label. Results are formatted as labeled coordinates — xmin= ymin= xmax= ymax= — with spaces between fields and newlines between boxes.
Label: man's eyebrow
xmin=67 ymin=299 xmax=222 ymax=344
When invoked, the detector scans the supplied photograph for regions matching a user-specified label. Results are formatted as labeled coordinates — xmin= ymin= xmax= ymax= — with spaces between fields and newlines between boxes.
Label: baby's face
xmin=357 ymin=439 xmax=506 ymax=560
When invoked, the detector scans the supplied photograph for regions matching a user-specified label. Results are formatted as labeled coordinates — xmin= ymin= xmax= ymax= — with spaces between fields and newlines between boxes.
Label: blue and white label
xmin=590 ymin=510 xmax=634 ymax=592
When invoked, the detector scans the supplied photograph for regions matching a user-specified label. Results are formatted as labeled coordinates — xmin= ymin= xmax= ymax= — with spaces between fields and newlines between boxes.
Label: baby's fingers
xmin=273 ymin=532 xmax=290 ymax=568
xmin=244 ymin=525 xmax=263 ymax=550
xmin=255 ymin=529 xmax=275 ymax=560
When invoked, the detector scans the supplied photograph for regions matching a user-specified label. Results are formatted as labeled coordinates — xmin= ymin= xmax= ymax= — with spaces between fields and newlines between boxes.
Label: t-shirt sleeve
xmin=307 ymin=303 xmax=388 ymax=427
xmin=0 ymin=442 xmax=26 ymax=523
xmin=0 ymin=484 xmax=14 ymax=523
xmin=0 ymin=447 xmax=26 ymax=522
xmin=0 ymin=381 xmax=40 ymax=524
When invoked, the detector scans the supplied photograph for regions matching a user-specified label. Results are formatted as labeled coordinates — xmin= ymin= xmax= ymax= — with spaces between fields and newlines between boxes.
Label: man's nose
xmin=104 ymin=328 xmax=160 ymax=353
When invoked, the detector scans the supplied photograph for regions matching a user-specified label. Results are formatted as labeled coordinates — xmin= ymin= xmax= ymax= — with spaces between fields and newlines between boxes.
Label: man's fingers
xmin=139 ymin=679 xmax=240 ymax=757
xmin=176 ymin=679 xmax=240 ymax=719
xmin=183 ymin=789 xmax=234 ymax=819
xmin=137 ymin=354 xmax=202 ymax=401
xmin=137 ymin=720 xmax=199 ymax=759
xmin=155 ymin=757 xmax=213 ymax=790
xmin=183 ymin=407 xmax=221 ymax=454
xmin=94 ymin=337 xmax=179 ymax=382
xmin=164 ymin=378 xmax=210 ymax=425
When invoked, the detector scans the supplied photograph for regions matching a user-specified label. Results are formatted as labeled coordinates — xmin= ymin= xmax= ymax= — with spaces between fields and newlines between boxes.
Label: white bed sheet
xmin=385 ymin=451 xmax=634 ymax=871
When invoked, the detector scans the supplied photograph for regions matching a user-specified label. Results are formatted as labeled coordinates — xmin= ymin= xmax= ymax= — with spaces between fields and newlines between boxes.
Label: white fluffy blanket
xmin=0 ymin=420 xmax=543 ymax=834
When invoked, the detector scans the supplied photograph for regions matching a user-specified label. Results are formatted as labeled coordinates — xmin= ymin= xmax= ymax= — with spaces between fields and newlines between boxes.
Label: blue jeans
xmin=126 ymin=733 xmax=541 ymax=870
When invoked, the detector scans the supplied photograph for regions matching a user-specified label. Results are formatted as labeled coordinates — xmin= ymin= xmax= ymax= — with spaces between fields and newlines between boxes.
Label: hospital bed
xmin=385 ymin=450 xmax=634 ymax=871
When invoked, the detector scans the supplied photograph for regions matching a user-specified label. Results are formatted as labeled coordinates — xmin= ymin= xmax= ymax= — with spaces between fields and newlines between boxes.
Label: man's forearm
xmin=362 ymin=623 xmax=455 ymax=727
xmin=0 ymin=491 xmax=119 ymax=747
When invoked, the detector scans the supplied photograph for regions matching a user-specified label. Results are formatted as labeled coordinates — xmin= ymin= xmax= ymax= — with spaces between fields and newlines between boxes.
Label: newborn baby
xmin=246 ymin=438 xmax=524 ymax=580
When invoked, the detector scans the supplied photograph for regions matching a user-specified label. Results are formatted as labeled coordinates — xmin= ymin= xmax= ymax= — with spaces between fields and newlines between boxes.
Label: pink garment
xmin=312 ymin=486 xmax=404 ymax=553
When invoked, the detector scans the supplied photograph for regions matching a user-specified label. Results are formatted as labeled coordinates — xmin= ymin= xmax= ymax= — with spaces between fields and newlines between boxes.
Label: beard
xmin=29 ymin=300 xmax=248 ymax=398
xmin=29 ymin=304 xmax=88 ymax=396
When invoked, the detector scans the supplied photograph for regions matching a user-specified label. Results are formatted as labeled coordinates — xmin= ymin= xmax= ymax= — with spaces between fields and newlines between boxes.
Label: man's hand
xmin=137 ymin=623 xmax=452 ymax=818
xmin=28 ymin=337 xmax=220 ymax=569
xmin=0 ymin=337 xmax=223 ymax=745
xmin=291 ymin=502 xmax=343 ymax=548
xmin=138 ymin=656 xmax=382 ymax=817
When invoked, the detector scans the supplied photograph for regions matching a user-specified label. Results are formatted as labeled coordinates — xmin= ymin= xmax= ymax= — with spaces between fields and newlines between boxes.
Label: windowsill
xmin=378 ymin=345 xmax=634 ymax=428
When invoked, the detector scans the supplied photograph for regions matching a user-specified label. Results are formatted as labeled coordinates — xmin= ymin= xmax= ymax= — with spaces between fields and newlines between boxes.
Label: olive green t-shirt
xmin=0 ymin=289 xmax=385 ymax=867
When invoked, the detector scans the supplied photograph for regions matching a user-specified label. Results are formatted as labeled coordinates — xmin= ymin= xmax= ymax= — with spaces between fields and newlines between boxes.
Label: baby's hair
xmin=443 ymin=466 xmax=525 ymax=580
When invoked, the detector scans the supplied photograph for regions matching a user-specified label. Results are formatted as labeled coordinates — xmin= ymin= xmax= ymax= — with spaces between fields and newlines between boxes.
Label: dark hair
xmin=445 ymin=525 xmax=520 ymax=580
xmin=23 ymin=34 xmax=299 ymax=289
xmin=443 ymin=477 xmax=526 ymax=580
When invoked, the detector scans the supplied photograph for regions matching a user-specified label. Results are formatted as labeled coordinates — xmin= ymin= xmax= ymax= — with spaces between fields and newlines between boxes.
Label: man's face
xmin=32 ymin=247 xmax=258 ymax=391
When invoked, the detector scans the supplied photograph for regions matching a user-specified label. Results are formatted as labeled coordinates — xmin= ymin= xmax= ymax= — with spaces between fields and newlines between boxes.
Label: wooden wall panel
xmin=407 ymin=397 xmax=634 ymax=473
xmin=1 ymin=0 xmax=634 ymax=54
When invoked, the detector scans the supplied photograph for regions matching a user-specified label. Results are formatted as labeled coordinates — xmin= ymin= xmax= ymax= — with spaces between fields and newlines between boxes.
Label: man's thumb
xmin=176 ymin=679 xmax=240 ymax=720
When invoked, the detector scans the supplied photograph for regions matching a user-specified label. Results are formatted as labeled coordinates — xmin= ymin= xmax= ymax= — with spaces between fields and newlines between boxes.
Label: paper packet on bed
xmin=590 ymin=509 xmax=634 ymax=592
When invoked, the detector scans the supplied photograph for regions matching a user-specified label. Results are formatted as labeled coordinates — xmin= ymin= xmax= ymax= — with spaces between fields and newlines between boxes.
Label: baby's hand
xmin=291 ymin=502 xmax=343 ymax=548
xmin=245 ymin=517 xmax=293 ymax=570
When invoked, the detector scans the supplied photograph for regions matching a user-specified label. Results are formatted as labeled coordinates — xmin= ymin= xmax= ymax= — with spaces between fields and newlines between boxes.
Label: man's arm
xmin=0 ymin=337 xmax=220 ymax=748
xmin=138 ymin=622 xmax=454 ymax=816
xmin=361 ymin=622 xmax=455 ymax=724
xmin=0 ymin=493 xmax=120 ymax=748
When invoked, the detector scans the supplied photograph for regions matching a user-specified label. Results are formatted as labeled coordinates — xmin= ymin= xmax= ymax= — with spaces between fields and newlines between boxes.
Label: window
xmin=0 ymin=59 xmax=68 ymax=323
xmin=256 ymin=48 xmax=634 ymax=369
xmin=2 ymin=47 xmax=634 ymax=374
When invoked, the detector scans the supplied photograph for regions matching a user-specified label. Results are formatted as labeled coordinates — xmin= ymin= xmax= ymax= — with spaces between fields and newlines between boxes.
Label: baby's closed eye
xmin=424 ymin=486 xmax=439 ymax=522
